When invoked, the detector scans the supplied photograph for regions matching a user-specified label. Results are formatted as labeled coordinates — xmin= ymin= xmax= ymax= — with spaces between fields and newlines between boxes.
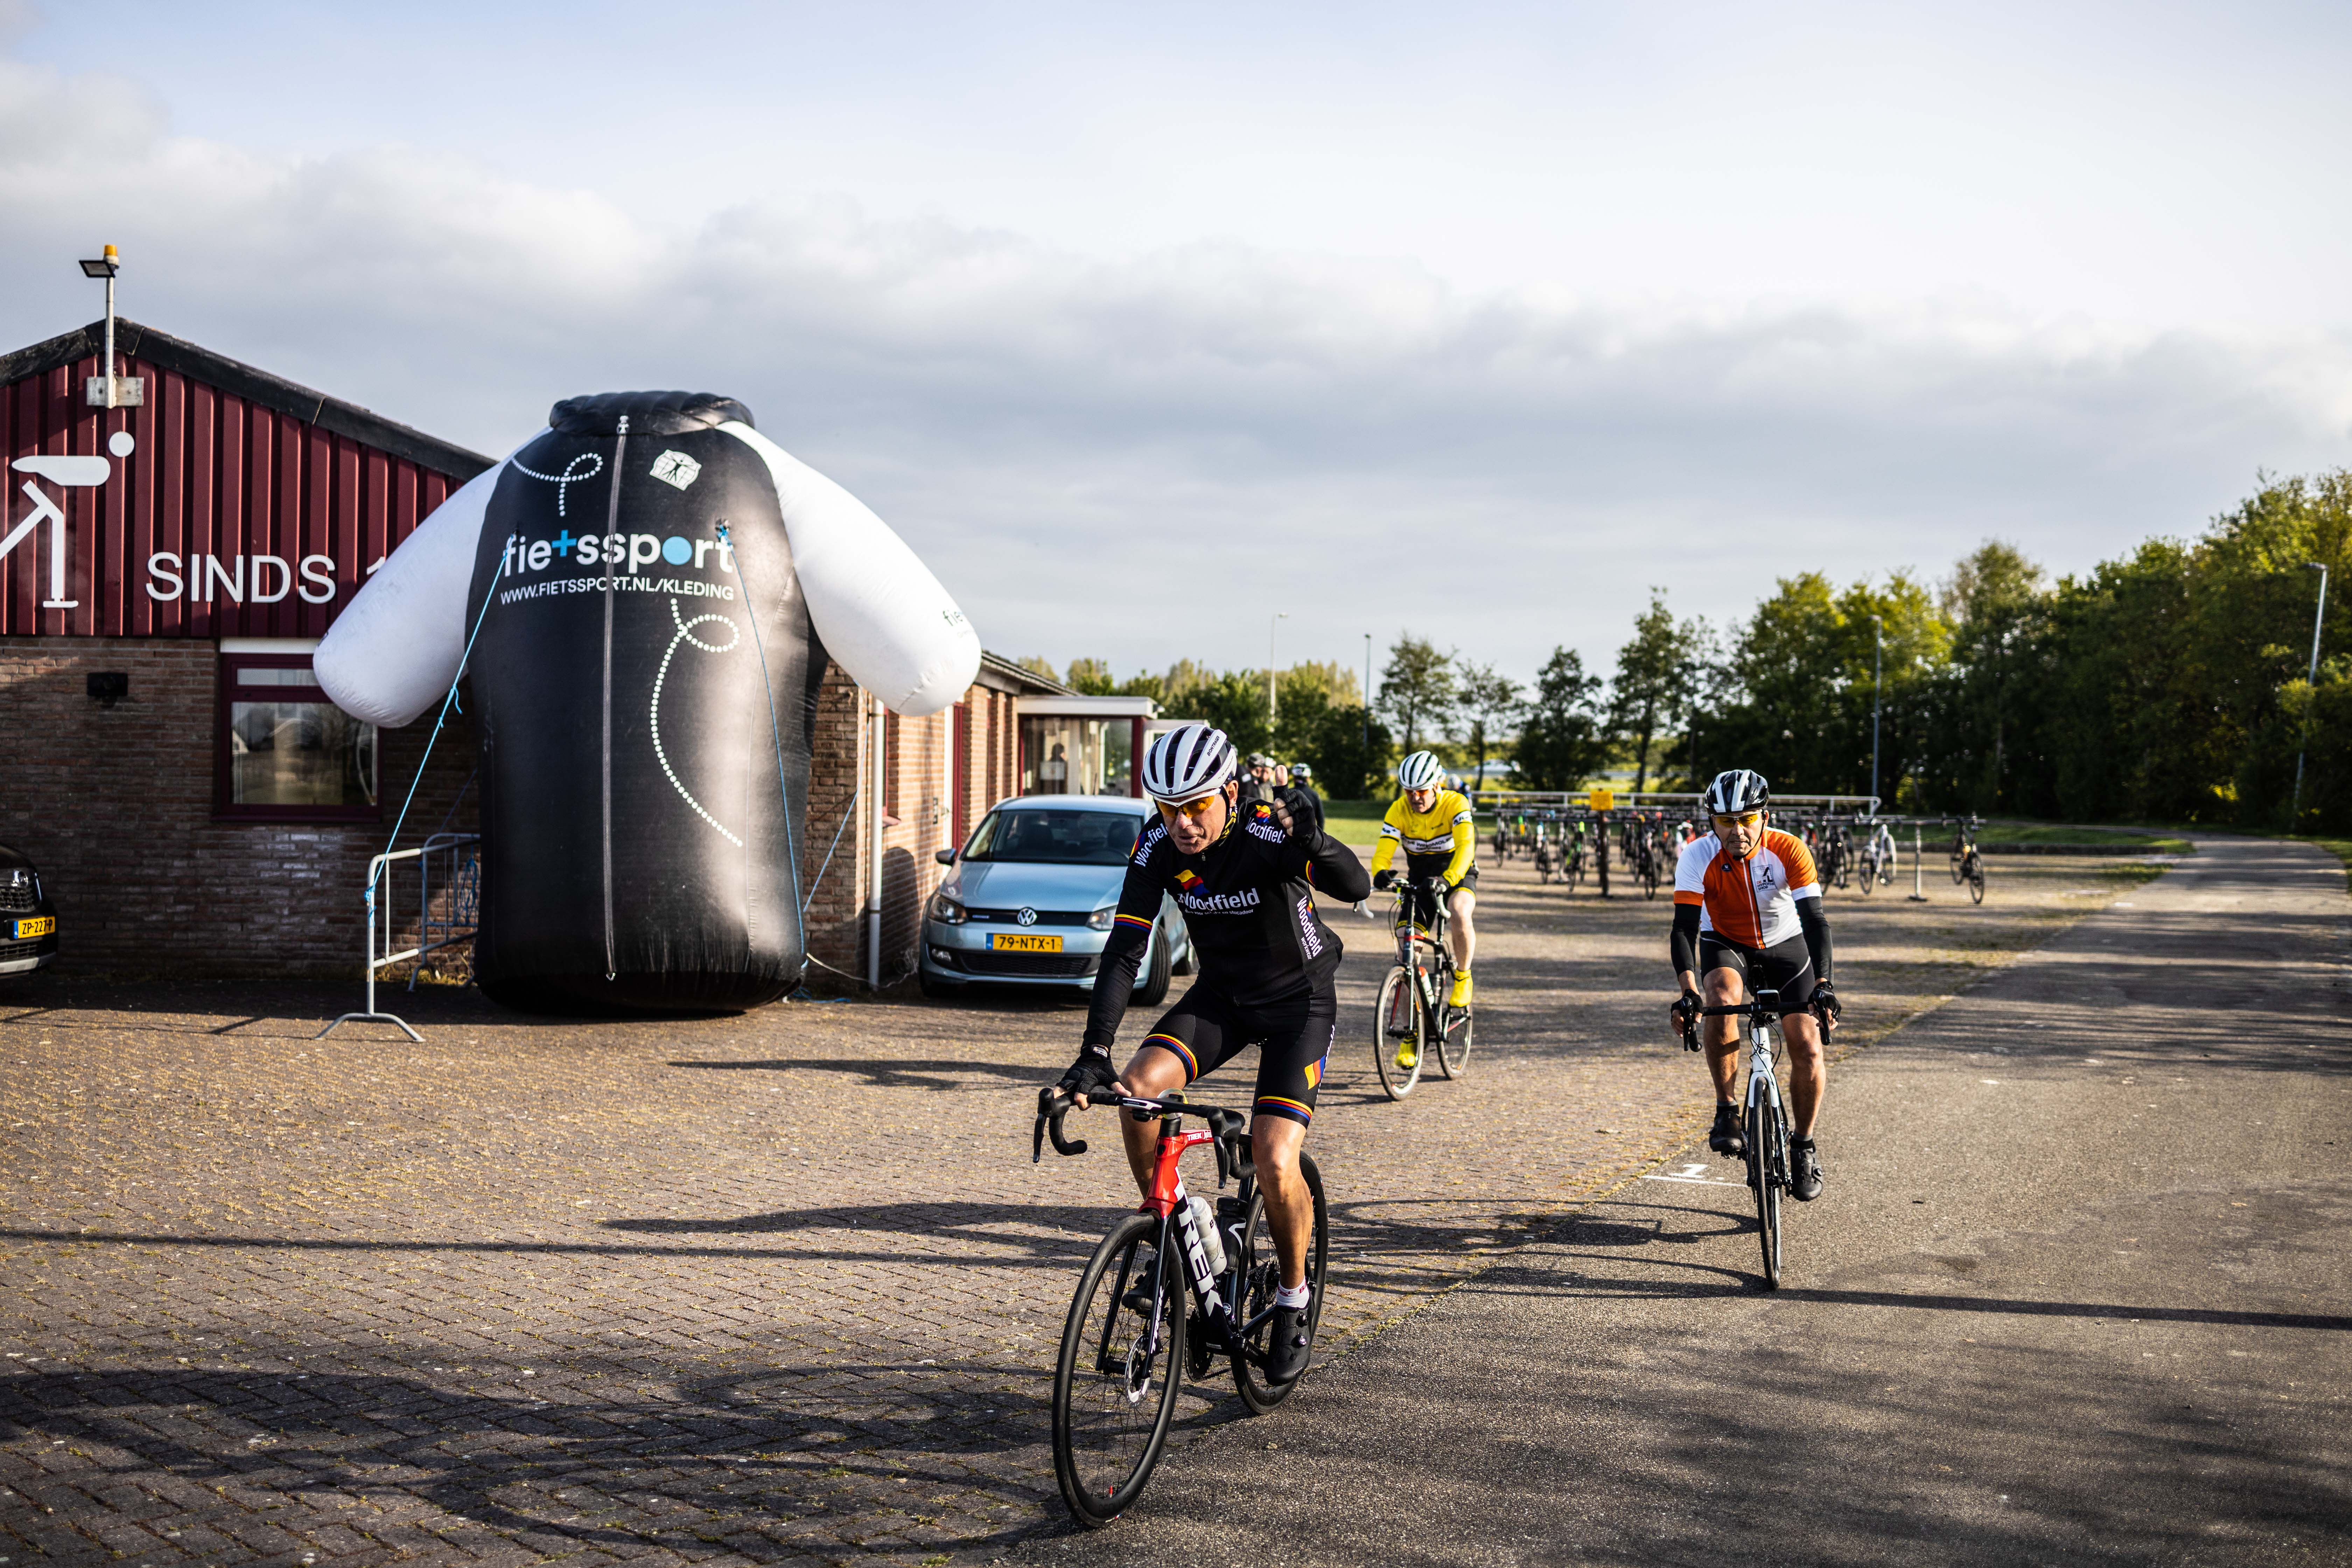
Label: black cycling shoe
xmin=1790 ymin=1139 xmax=1824 ymax=1202
xmin=1708 ymin=1104 xmax=1745 ymax=1157
xmin=1266 ymin=1302 xmax=1313 ymax=1384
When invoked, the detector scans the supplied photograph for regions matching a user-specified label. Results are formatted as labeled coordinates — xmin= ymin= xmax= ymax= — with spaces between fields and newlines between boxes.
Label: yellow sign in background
xmin=1588 ymin=788 xmax=1615 ymax=812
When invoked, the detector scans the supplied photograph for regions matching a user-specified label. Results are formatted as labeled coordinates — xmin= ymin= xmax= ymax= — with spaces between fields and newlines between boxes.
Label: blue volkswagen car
xmin=919 ymin=795 xmax=1192 ymax=1001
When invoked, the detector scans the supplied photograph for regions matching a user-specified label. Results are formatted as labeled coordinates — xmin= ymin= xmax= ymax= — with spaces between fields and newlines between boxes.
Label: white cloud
xmin=1 ymin=44 xmax=2346 ymax=686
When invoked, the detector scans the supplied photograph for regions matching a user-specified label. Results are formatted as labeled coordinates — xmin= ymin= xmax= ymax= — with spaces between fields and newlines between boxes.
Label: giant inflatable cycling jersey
xmin=316 ymin=391 xmax=981 ymax=1013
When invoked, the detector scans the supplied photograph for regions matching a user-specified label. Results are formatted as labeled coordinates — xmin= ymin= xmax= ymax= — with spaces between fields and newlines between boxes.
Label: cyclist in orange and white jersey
xmin=1667 ymin=769 xmax=1839 ymax=1200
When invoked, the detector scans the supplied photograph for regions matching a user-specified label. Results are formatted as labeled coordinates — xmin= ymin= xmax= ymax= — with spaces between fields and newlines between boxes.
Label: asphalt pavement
xmin=1016 ymin=835 xmax=2352 ymax=1567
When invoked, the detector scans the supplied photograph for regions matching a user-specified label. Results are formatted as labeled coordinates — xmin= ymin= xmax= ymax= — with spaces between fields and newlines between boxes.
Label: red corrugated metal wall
xmin=1 ymin=345 xmax=456 ymax=638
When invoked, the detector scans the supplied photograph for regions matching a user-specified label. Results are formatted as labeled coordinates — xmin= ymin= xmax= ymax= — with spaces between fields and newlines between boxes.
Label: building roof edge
xmin=0 ymin=318 xmax=497 ymax=483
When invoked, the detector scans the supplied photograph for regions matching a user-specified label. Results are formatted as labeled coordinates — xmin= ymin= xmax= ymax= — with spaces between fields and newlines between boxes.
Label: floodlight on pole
xmin=2289 ymin=561 xmax=2329 ymax=828
xmin=77 ymin=245 xmax=142 ymax=409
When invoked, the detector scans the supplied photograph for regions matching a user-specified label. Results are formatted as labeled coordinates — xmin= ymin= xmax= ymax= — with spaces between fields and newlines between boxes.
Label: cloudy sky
xmin=4 ymin=0 xmax=2348 ymax=690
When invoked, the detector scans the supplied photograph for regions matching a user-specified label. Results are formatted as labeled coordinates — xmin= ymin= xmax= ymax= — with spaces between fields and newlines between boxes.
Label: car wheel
xmin=918 ymin=969 xmax=960 ymax=1000
xmin=1134 ymin=930 xmax=1173 ymax=1005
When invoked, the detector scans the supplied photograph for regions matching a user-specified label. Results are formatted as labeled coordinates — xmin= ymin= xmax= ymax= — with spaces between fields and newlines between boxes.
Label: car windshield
xmin=962 ymin=808 xmax=1141 ymax=866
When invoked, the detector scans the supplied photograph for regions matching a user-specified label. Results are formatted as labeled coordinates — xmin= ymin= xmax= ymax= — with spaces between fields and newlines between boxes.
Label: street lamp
xmin=1869 ymin=614 xmax=1884 ymax=816
xmin=1267 ymin=611 xmax=1288 ymax=722
xmin=2290 ymin=561 xmax=2330 ymax=828
xmin=1363 ymin=632 xmax=1373 ymax=757
xmin=76 ymin=244 xmax=142 ymax=409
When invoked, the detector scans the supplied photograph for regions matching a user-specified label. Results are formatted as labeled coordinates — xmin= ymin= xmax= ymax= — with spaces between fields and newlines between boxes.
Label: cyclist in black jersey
xmin=1057 ymin=723 xmax=1370 ymax=1383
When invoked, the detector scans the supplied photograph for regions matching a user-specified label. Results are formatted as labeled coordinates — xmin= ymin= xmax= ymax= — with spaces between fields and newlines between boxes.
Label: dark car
xmin=0 ymin=843 xmax=58 ymax=976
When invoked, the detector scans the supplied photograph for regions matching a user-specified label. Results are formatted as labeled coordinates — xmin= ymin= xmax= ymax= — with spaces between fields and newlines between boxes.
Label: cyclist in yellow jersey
xmin=1369 ymin=751 xmax=1478 ymax=1068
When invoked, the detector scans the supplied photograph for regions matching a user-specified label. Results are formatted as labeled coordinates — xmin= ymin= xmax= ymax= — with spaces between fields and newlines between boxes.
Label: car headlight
xmin=1087 ymin=905 xmax=1118 ymax=931
xmin=929 ymin=891 xmax=967 ymax=925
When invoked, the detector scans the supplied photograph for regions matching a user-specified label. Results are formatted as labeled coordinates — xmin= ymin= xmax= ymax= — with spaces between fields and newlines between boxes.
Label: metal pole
xmin=1363 ymin=633 xmax=1372 ymax=755
xmin=2291 ymin=563 xmax=2329 ymax=828
xmin=102 ymin=272 xmax=117 ymax=408
xmin=1267 ymin=612 xmax=1287 ymax=723
xmin=1908 ymin=825 xmax=1927 ymax=901
xmin=1870 ymin=614 xmax=1883 ymax=815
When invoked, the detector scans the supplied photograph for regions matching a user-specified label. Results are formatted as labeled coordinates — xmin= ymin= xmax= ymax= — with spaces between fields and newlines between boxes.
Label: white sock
xmin=1274 ymin=1281 xmax=1311 ymax=1309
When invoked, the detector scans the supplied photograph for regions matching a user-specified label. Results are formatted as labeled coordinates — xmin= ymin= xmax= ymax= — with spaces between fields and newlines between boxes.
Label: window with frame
xmin=216 ymin=651 xmax=380 ymax=821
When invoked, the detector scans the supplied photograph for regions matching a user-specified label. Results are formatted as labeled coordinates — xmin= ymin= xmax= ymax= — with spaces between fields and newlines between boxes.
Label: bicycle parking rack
xmin=316 ymin=833 xmax=482 ymax=1043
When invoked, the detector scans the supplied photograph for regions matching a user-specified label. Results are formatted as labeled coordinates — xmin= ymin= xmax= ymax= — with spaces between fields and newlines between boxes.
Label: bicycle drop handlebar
xmin=1675 ymin=988 xmax=1785 ymax=1050
xmin=1033 ymin=1087 xmax=1254 ymax=1186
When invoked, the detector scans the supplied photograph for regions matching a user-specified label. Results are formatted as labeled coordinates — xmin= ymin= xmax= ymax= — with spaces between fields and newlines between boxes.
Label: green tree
xmin=1015 ymin=655 xmax=1062 ymax=685
xmin=1454 ymin=663 xmax=1525 ymax=791
xmin=1064 ymin=657 xmax=1116 ymax=695
xmin=1378 ymin=634 xmax=1456 ymax=754
xmin=1515 ymin=648 xmax=1609 ymax=790
xmin=1606 ymin=589 xmax=1706 ymax=796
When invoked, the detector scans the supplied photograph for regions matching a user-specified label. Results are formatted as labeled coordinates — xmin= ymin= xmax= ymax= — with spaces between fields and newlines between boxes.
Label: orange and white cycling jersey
xmin=1673 ymin=829 xmax=1820 ymax=948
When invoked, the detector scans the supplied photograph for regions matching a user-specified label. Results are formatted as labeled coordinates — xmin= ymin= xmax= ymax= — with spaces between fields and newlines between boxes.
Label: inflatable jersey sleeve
xmin=718 ymin=422 xmax=980 ymax=716
xmin=314 ymin=458 xmax=509 ymax=727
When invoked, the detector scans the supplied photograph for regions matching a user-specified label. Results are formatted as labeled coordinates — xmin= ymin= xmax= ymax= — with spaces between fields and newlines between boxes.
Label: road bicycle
xmin=1948 ymin=818 xmax=1987 ymax=904
xmin=1532 ymin=823 xmax=1564 ymax=884
xmin=1680 ymin=988 xmax=1799 ymax=1289
xmin=1034 ymin=1087 xmax=1329 ymax=1526
xmin=1373 ymin=876 xmax=1473 ymax=1099
xmin=1819 ymin=824 xmax=1851 ymax=890
xmin=1855 ymin=822 xmax=1896 ymax=895
xmin=1562 ymin=819 xmax=1587 ymax=893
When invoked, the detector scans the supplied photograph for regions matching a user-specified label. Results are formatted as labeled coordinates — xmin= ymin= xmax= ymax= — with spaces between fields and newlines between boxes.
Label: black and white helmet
xmin=1143 ymin=723 xmax=1237 ymax=804
xmin=1703 ymin=769 xmax=1771 ymax=817
xmin=1397 ymin=750 xmax=1446 ymax=791
xmin=1288 ymin=762 xmax=1313 ymax=781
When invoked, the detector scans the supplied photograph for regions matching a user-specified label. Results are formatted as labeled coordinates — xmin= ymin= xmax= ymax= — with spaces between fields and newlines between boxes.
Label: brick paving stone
xmin=0 ymin=851 xmax=2161 ymax=1563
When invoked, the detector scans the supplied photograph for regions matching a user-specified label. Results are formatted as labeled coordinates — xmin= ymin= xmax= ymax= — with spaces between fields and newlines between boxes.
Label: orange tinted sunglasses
xmin=1712 ymin=811 xmax=1764 ymax=830
xmin=1157 ymin=794 xmax=1223 ymax=821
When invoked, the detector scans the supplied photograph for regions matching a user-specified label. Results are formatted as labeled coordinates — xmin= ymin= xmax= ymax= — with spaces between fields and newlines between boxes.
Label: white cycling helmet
xmin=1143 ymin=723 xmax=1237 ymax=804
xmin=1397 ymin=750 xmax=1446 ymax=791
xmin=1703 ymin=768 xmax=1771 ymax=817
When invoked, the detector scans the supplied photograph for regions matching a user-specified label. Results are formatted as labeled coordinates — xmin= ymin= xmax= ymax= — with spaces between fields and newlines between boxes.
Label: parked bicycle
xmin=1855 ymin=821 xmax=1897 ymax=895
xmin=1373 ymin=876 xmax=1473 ymax=1099
xmin=1948 ymin=817 xmax=1987 ymax=904
xmin=1678 ymin=988 xmax=1802 ymax=1288
xmin=1035 ymin=1087 xmax=1329 ymax=1525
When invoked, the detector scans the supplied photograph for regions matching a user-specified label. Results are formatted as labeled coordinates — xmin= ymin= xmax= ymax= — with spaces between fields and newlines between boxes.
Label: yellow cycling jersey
xmin=1370 ymin=788 xmax=1476 ymax=886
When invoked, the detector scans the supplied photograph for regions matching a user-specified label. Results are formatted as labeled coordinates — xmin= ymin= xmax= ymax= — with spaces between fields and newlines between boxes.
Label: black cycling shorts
xmin=1699 ymin=933 xmax=1815 ymax=1016
xmin=1136 ymin=976 xmax=1338 ymax=1128
xmin=1405 ymin=853 xmax=1478 ymax=891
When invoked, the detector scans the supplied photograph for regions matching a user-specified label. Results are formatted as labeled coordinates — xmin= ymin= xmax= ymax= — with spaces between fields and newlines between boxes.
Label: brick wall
xmin=799 ymin=670 xmax=1026 ymax=990
xmin=0 ymin=636 xmax=478 ymax=979
xmin=3 ymin=636 xmax=1038 ymax=990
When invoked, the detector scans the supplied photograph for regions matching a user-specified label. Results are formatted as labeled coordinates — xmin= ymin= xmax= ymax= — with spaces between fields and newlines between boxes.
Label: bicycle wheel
xmin=1968 ymin=854 xmax=1986 ymax=904
xmin=1857 ymin=855 xmax=1876 ymax=896
xmin=1052 ymin=1212 xmax=1188 ymax=1526
xmin=1372 ymin=965 xmax=1423 ymax=1100
xmin=1232 ymin=1153 xmax=1330 ymax=1414
xmin=1744 ymin=1095 xmax=1783 ymax=1290
xmin=1435 ymin=996 xmax=1472 ymax=1079
xmin=1949 ymin=847 xmax=1965 ymax=884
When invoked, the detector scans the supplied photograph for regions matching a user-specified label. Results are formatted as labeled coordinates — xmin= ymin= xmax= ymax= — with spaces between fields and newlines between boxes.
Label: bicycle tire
xmin=1745 ymin=1095 xmax=1783 ymax=1290
xmin=1232 ymin=1153 xmax=1329 ymax=1414
xmin=1968 ymin=855 xmax=1986 ymax=904
xmin=1857 ymin=856 xmax=1876 ymax=896
xmin=1435 ymin=1000 xmax=1472 ymax=1079
xmin=1052 ymin=1212 xmax=1188 ymax=1525
xmin=1949 ymin=849 xmax=1965 ymax=885
xmin=1372 ymin=966 xmax=1423 ymax=1100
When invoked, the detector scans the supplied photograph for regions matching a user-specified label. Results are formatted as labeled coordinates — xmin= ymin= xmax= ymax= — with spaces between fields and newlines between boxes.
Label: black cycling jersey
xmin=1084 ymin=797 xmax=1371 ymax=1051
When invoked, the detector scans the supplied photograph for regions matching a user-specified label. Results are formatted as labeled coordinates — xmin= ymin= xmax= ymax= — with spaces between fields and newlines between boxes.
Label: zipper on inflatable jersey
xmin=602 ymin=414 xmax=629 ymax=981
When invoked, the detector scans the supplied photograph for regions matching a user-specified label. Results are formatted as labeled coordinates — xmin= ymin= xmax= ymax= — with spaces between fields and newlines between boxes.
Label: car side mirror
xmin=934 ymin=848 xmax=956 ymax=866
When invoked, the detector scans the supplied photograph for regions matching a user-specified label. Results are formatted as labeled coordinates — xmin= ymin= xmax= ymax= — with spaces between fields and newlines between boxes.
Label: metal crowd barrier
xmin=316 ymin=832 xmax=482 ymax=1043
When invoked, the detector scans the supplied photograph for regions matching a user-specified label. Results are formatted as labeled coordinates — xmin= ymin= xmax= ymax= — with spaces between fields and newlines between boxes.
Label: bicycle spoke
xmin=1053 ymin=1214 xmax=1186 ymax=1525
